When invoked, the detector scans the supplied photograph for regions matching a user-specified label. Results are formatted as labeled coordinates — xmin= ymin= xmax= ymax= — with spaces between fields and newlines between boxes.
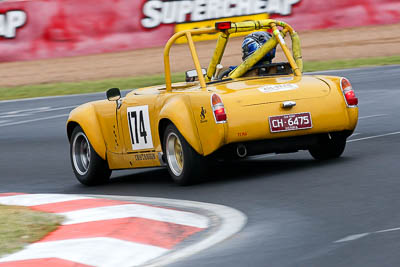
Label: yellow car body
xmin=67 ymin=19 xmax=358 ymax=185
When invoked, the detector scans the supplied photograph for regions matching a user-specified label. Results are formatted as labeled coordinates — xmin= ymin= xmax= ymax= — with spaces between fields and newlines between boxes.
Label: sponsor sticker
xmin=258 ymin=84 xmax=298 ymax=93
xmin=134 ymin=153 xmax=157 ymax=161
xmin=200 ymin=106 xmax=208 ymax=123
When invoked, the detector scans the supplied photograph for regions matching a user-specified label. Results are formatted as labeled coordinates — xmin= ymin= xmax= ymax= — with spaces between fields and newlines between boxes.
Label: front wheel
xmin=309 ymin=135 xmax=347 ymax=160
xmin=163 ymin=124 xmax=207 ymax=185
xmin=70 ymin=126 xmax=111 ymax=186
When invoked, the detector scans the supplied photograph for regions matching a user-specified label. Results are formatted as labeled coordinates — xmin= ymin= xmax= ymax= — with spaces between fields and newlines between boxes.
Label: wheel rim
xmin=72 ymin=132 xmax=91 ymax=175
xmin=166 ymin=132 xmax=184 ymax=176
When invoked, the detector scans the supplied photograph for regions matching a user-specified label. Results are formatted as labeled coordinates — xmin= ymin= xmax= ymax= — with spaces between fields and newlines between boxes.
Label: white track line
xmin=8 ymin=105 xmax=77 ymax=114
xmin=0 ymin=92 xmax=105 ymax=103
xmin=376 ymin=227 xmax=400 ymax=234
xmin=0 ymin=90 xmax=131 ymax=103
xmin=0 ymin=105 xmax=77 ymax=117
xmin=0 ymin=237 xmax=168 ymax=267
xmin=0 ymin=114 xmax=69 ymax=127
xmin=0 ymin=107 xmax=50 ymax=116
xmin=347 ymin=131 xmax=400 ymax=143
xmin=358 ymin=114 xmax=387 ymax=119
xmin=335 ymin=226 xmax=400 ymax=243
xmin=60 ymin=204 xmax=209 ymax=228
xmin=0 ymin=194 xmax=91 ymax=206
xmin=335 ymin=233 xmax=370 ymax=243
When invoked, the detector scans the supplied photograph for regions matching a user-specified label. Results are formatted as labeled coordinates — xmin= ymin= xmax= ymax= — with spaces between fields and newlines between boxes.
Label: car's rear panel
xmin=207 ymin=75 xmax=358 ymax=149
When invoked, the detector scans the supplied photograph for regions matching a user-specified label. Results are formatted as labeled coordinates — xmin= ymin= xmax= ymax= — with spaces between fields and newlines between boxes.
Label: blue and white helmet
xmin=241 ymin=31 xmax=276 ymax=63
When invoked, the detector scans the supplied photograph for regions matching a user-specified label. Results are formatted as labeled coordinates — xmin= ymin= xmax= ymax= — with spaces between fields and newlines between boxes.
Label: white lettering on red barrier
xmin=0 ymin=10 xmax=27 ymax=39
xmin=141 ymin=0 xmax=301 ymax=28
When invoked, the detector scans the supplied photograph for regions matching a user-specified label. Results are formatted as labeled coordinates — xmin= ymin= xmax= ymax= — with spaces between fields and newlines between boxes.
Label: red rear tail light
xmin=211 ymin=93 xmax=227 ymax=123
xmin=340 ymin=77 xmax=358 ymax=106
xmin=215 ymin=22 xmax=231 ymax=30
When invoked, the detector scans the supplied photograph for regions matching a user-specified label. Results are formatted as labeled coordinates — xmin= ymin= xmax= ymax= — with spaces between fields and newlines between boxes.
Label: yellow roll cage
xmin=163 ymin=19 xmax=303 ymax=92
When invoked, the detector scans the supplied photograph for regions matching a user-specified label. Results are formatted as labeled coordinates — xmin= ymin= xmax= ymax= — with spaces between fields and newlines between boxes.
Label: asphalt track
xmin=1 ymin=65 xmax=400 ymax=267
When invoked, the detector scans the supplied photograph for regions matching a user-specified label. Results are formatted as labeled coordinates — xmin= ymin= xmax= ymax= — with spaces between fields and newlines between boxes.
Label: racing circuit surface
xmin=1 ymin=65 xmax=400 ymax=267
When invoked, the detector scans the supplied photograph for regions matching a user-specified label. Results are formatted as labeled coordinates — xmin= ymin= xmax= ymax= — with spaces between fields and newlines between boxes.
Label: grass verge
xmin=304 ymin=55 xmax=400 ymax=72
xmin=1 ymin=55 xmax=399 ymax=101
xmin=0 ymin=72 xmax=184 ymax=101
xmin=0 ymin=205 xmax=63 ymax=257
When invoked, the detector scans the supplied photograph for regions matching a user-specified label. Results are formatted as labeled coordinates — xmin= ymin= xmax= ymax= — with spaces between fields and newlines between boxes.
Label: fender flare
xmin=66 ymin=103 xmax=107 ymax=160
xmin=158 ymin=95 xmax=203 ymax=155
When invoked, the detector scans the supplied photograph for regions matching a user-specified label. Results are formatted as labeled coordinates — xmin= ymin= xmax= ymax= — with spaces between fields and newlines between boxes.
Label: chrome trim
xmin=117 ymin=99 xmax=122 ymax=109
xmin=236 ymin=144 xmax=247 ymax=158
xmin=72 ymin=132 xmax=91 ymax=176
xmin=165 ymin=132 xmax=184 ymax=176
xmin=158 ymin=152 xmax=166 ymax=166
xmin=282 ymin=101 xmax=296 ymax=108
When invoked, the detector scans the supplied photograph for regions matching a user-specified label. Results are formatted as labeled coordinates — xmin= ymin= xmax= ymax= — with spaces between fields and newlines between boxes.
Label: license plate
xmin=269 ymin=112 xmax=313 ymax=133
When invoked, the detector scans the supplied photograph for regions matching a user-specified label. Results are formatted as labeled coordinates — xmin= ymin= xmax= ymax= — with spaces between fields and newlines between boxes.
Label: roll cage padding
xmin=229 ymin=30 xmax=303 ymax=79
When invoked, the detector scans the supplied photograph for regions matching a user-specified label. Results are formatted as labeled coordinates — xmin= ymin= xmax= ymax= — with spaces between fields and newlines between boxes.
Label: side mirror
xmin=106 ymin=88 xmax=121 ymax=101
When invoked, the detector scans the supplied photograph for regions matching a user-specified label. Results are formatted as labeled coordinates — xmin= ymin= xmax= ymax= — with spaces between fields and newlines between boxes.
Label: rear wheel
xmin=70 ymin=126 xmax=111 ymax=186
xmin=163 ymin=124 xmax=207 ymax=185
xmin=309 ymin=135 xmax=346 ymax=160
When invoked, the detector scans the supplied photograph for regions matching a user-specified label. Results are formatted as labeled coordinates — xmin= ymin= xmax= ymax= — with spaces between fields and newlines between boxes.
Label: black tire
xmin=163 ymin=124 xmax=207 ymax=185
xmin=70 ymin=126 xmax=111 ymax=186
xmin=309 ymin=135 xmax=347 ymax=160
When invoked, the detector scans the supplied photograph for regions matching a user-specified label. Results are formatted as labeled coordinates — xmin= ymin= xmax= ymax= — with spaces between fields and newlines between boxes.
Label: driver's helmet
xmin=241 ymin=31 xmax=276 ymax=64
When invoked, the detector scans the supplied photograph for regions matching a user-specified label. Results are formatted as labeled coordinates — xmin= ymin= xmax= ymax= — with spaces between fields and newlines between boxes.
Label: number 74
xmin=130 ymin=110 xmax=148 ymax=144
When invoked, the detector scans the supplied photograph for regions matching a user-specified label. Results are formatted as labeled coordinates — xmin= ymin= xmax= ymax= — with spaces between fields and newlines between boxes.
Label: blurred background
xmin=0 ymin=0 xmax=399 ymax=98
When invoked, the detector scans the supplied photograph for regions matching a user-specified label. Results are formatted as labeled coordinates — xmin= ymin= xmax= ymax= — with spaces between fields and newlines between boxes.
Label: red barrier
xmin=0 ymin=0 xmax=399 ymax=62
xmin=0 ymin=0 xmax=174 ymax=62
xmin=272 ymin=0 xmax=400 ymax=31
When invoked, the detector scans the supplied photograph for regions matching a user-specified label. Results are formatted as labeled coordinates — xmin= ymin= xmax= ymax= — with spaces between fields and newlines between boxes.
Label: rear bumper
xmin=210 ymin=130 xmax=353 ymax=158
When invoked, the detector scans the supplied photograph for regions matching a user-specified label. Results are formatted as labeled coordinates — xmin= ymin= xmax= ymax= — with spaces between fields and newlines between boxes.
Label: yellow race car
xmin=67 ymin=19 xmax=358 ymax=186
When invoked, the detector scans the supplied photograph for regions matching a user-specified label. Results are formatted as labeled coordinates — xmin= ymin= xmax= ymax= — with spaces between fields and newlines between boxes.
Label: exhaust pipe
xmin=236 ymin=144 xmax=247 ymax=158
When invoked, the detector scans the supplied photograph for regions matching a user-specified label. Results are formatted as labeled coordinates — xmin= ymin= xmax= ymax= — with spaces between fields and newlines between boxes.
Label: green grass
xmin=0 ymin=72 xmax=184 ymax=101
xmin=1 ymin=55 xmax=400 ymax=101
xmin=0 ymin=205 xmax=63 ymax=257
xmin=304 ymin=55 xmax=400 ymax=72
